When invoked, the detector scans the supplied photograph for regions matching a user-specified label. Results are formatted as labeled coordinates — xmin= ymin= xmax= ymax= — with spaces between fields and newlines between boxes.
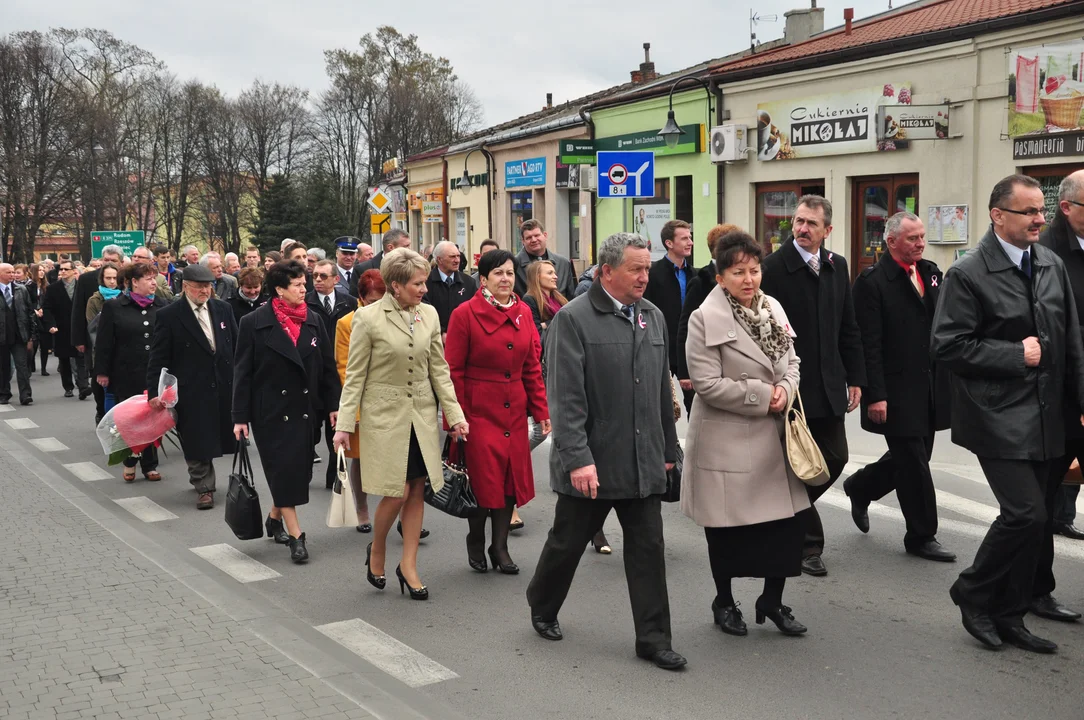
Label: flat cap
xmin=182 ymin=264 xmax=215 ymax=283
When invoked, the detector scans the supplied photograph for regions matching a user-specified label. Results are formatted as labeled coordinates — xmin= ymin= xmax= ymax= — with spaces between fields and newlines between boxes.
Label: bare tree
xmin=196 ymin=88 xmax=251 ymax=254
xmin=237 ymin=80 xmax=311 ymax=193
xmin=312 ymin=86 xmax=367 ymax=236
xmin=155 ymin=78 xmax=202 ymax=253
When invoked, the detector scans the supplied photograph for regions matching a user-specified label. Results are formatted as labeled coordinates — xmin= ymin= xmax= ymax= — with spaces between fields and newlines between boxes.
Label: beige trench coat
xmin=335 ymin=294 xmax=465 ymax=497
xmin=681 ymin=285 xmax=810 ymax=528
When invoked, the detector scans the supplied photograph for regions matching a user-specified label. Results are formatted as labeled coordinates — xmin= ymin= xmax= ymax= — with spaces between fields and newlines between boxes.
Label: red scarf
xmin=271 ymin=297 xmax=307 ymax=345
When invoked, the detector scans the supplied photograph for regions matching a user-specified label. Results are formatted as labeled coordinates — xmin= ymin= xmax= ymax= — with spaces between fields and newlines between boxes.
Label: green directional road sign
xmin=92 ymin=230 xmax=145 ymax=259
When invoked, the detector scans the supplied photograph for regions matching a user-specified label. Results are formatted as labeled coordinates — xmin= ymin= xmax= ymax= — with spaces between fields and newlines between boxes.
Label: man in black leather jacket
xmin=932 ymin=174 xmax=1084 ymax=654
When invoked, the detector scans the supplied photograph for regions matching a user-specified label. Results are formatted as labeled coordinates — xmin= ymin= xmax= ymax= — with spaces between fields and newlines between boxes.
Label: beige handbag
xmin=670 ymin=375 xmax=682 ymax=421
xmin=784 ymin=387 xmax=830 ymax=486
xmin=326 ymin=448 xmax=357 ymax=528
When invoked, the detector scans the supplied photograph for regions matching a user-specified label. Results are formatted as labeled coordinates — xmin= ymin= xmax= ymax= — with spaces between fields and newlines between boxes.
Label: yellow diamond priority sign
xmin=367 ymin=186 xmax=392 ymax=213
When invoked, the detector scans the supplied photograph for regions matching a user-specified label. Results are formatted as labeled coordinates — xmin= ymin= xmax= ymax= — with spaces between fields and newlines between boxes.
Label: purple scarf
xmin=129 ymin=292 xmax=155 ymax=308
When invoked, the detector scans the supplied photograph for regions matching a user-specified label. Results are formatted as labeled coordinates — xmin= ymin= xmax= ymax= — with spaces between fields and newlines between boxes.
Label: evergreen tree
xmin=250 ymin=173 xmax=304 ymax=251
xmin=298 ymin=170 xmax=353 ymax=252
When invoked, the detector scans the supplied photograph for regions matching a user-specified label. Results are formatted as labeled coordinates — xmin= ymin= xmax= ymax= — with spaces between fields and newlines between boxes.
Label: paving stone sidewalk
xmin=0 ymin=450 xmax=375 ymax=720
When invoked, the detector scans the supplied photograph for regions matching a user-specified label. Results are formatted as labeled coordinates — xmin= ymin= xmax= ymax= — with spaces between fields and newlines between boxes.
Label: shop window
xmin=755 ymin=180 xmax=825 ymax=255
xmin=851 ymin=175 xmax=918 ymax=278
xmin=510 ymin=191 xmax=533 ymax=253
xmin=1024 ymin=164 xmax=1084 ymax=218
xmin=633 ymin=179 xmax=671 ymax=257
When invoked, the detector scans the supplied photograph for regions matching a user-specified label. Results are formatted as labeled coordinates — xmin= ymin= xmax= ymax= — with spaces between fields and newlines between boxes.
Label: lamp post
xmin=457 ymin=147 xmax=495 ymax=241
xmin=656 ymin=74 xmax=715 ymax=149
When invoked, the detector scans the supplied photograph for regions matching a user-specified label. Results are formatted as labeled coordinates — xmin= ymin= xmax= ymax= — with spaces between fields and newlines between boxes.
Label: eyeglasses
xmin=313 ymin=272 xmax=334 ymax=280
xmin=1067 ymin=200 xmax=1084 ymax=209
xmin=996 ymin=207 xmax=1046 ymax=218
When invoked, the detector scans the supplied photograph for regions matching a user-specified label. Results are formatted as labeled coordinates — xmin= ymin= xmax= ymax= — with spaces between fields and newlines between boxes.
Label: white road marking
xmin=29 ymin=437 xmax=68 ymax=452
xmin=113 ymin=496 xmax=179 ymax=523
xmin=63 ymin=461 xmax=113 ymax=482
xmin=190 ymin=544 xmax=281 ymax=583
xmin=4 ymin=418 xmax=38 ymax=429
xmin=0 ymin=404 xmax=13 ymax=413
xmin=315 ymin=618 xmax=459 ymax=688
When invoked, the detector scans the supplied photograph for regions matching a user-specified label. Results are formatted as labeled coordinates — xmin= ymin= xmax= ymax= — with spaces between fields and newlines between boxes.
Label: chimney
xmin=784 ymin=2 xmax=825 ymax=44
xmin=631 ymin=42 xmax=657 ymax=83
xmin=545 ymin=92 xmax=553 ymax=109
xmin=844 ymin=7 xmax=854 ymax=35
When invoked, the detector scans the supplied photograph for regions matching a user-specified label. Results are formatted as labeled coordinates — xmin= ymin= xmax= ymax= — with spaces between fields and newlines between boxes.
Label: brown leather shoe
xmin=197 ymin=492 xmax=214 ymax=510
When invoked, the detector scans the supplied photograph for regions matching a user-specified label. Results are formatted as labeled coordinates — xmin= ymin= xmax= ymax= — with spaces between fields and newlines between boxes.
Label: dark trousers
xmin=123 ymin=445 xmax=159 ymax=473
xmin=186 ymin=459 xmax=217 ymax=494
xmin=844 ymin=434 xmax=938 ymax=547
xmin=0 ymin=341 xmax=32 ymax=402
xmin=320 ymin=415 xmax=336 ymax=486
xmin=952 ymin=457 xmax=1050 ymax=624
xmin=57 ymin=353 xmax=89 ymax=392
xmin=527 ymin=493 xmax=672 ymax=653
xmin=1052 ymin=438 xmax=1082 ymax=526
xmin=803 ymin=416 xmax=849 ymax=557
xmin=1033 ymin=440 xmax=1084 ymax=599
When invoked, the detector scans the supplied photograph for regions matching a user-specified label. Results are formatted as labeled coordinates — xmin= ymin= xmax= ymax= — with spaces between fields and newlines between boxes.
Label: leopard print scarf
xmin=724 ymin=289 xmax=792 ymax=364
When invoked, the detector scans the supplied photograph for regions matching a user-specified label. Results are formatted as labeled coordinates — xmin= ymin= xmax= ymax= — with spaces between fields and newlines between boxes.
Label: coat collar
xmin=699 ymin=285 xmax=773 ymax=372
xmin=178 ymin=297 xmax=226 ymax=355
xmin=428 ymin=265 xmax=466 ymax=287
xmin=468 ymin=291 xmax=527 ymax=334
xmin=977 ymin=226 xmax=1052 ymax=274
xmin=253 ymin=301 xmax=319 ymax=368
xmin=378 ymin=292 xmax=415 ymax=338
xmin=586 ymin=279 xmax=649 ymax=354
xmin=779 ymin=238 xmax=835 ymax=275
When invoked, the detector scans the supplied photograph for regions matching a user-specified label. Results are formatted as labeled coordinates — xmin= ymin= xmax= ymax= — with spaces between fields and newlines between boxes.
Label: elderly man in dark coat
xmin=526 ymin=232 xmax=684 ymax=671
xmin=932 ymin=174 xmax=1084 ymax=654
xmin=146 ymin=263 xmax=238 ymax=510
xmin=844 ymin=212 xmax=955 ymax=562
xmin=0 ymin=263 xmax=35 ymax=405
xmin=424 ymin=241 xmax=477 ymax=337
xmin=42 ymin=258 xmax=91 ymax=400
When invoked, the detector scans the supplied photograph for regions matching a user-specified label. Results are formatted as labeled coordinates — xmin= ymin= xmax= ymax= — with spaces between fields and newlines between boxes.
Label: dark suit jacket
xmin=354 ymin=251 xmax=384 ymax=276
xmin=760 ymin=239 xmax=866 ymax=419
xmin=305 ymin=288 xmax=355 ymax=343
xmin=644 ymin=255 xmax=695 ymax=373
xmin=423 ymin=267 xmax=478 ymax=333
xmin=1040 ymin=213 xmax=1084 ymax=439
xmin=335 ymin=264 xmax=359 ymax=297
xmin=70 ymin=268 xmax=101 ymax=349
xmin=41 ymin=280 xmax=79 ymax=359
xmin=0 ymin=283 xmax=33 ymax=345
xmin=676 ymin=262 xmax=715 ymax=381
xmin=852 ymin=252 xmax=950 ymax=437
xmin=145 ymin=298 xmax=238 ymax=461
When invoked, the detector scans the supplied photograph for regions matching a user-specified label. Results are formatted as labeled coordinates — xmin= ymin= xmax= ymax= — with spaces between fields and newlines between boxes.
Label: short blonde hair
xmin=381 ymin=247 xmax=430 ymax=288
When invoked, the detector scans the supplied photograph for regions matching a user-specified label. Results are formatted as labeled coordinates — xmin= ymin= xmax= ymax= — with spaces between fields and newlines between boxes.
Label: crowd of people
xmin=2 ymin=171 xmax=1084 ymax=668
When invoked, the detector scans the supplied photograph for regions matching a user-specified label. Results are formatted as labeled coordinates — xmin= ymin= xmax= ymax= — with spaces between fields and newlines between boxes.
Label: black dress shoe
xmin=636 ymin=648 xmax=687 ymax=671
xmin=997 ymin=624 xmax=1057 ymax=654
xmin=287 ymin=533 xmax=309 ymax=563
xmin=531 ymin=615 xmax=562 ymax=641
xmin=952 ymin=597 xmax=1002 ymax=649
xmin=78 ymin=388 xmax=91 ymax=400
xmin=1054 ymin=522 xmax=1084 ymax=540
xmin=712 ymin=600 xmax=747 ymax=636
xmin=41 ymin=370 xmax=50 ymax=377
xmin=20 ymin=398 xmax=32 ymax=406
xmin=1029 ymin=594 xmax=1082 ymax=622
xmin=801 ymin=554 xmax=827 ymax=576
xmin=842 ymin=479 xmax=870 ymax=533
xmin=754 ymin=600 xmax=807 ymax=635
xmin=397 ymin=521 xmax=429 ymax=539
xmin=906 ymin=539 xmax=956 ymax=562
xmin=265 ymin=516 xmax=290 ymax=544
xmin=64 ymin=390 xmax=74 ymax=398
xmin=355 ymin=523 xmax=372 ymax=533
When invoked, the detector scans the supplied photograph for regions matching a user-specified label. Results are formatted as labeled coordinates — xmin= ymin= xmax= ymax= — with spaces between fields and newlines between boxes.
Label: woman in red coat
xmin=445 ymin=249 xmax=549 ymax=575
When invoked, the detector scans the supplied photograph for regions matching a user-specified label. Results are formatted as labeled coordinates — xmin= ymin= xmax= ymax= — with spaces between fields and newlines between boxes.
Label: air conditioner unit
xmin=709 ymin=124 xmax=748 ymax=163
xmin=580 ymin=164 xmax=597 ymax=193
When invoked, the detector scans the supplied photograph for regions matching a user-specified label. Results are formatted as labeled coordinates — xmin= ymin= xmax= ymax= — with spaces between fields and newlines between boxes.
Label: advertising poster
xmin=1008 ymin=40 xmax=1084 ymax=137
xmin=926 ymin=205 xmax=968 ymax=245
xmin=756 ymin=83 xmax=911 ymax=161
xmin=631 ymin=203 xmax=671 ymax=260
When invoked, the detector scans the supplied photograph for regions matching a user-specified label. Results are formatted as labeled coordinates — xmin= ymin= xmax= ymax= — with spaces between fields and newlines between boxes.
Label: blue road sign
xmin=597 ymin=151 xmax=655 ymax=198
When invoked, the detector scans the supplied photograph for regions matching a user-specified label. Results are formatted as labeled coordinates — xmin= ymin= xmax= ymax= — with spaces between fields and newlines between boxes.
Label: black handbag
xmin=225 ymin=441 xmax=263 ymax=540
xmin=424 ymin=437 xmax=479 ymax=518
xmin=661 ymin=444 xmax=683 ymax=503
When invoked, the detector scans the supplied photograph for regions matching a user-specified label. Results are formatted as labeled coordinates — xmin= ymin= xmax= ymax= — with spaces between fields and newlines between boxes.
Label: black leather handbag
xmin=661 ymin=444 xmax=683 ymax=503
xmin=225 ymin=441 xmax=263 ymax=540
xmin=425 ymin=437 xmax=479 ymax=518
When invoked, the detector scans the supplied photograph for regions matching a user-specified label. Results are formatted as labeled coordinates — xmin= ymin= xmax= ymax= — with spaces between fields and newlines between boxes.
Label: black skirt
xmin=406 ymin=425 xmax=427 ymax=481
xmin=703 ymin=508 xmax=811 ymax=579
xmin=252 ymin=425 xmax=313 ymax=508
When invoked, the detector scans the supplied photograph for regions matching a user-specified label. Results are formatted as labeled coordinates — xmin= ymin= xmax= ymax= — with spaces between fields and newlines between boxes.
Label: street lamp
xmin=457 ymin=167 xmax=472 ymax=194
xmin=458 ymin=147 xmax=493 ymax=195
xmin=656 ymin=73 xmax=715 ymax=149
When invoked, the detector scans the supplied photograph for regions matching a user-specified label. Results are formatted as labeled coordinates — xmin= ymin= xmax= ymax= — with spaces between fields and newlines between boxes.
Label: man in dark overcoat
xmin=760 ymin=196 xmax=866 ymax=577
xmin=526 ymin=232 xmax=684 ymax=671
xmin=424 ymin=241 xmax=477 ymax=338
xmin=146 ymin=264 xmax=237 ymax=510
xmin=42 ymin=259 xmax=91 ymax=400
xmin=0 ymin=263 xmax=34 ymax=405
xmin=844 ymin=212 xmax=955 ymax=562
xmin=932 ymin=174 xmax=1084 ymax=653
xmin=644 ymin=219 xmax=695 ymax=414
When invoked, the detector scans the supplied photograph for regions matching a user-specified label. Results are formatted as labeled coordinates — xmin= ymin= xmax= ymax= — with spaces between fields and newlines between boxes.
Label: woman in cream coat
xmin=334 ymin=248 xmax=468 ymax=601
xmin=682 ymin=231 xmax=811 ymax=638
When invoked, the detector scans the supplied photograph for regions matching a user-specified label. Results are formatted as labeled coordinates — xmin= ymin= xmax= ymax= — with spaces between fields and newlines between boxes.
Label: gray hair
xmin=100 ymin=243 xmax=124 ymax=258
xmin=433 ymin=240 xmax=458 ymax=259
xmin=884 ymin=211 xmax=921 ymax=243
xmin=307 ymin=247 xmax=327 ymax=261
xmin=224 ymin=252 xmax=239 ymax=263
xmin=598 ymin=232 xmax=651 ymax=269
xmin=796 ymin=194 xmax=834 ymax=227
xmin=382 ymin=228 xmax=411 ymax=252
xmin=199 ymin=253 xmax=220 ymax=266
xmin=181 ymin=244 xmax=199 ymax=256
xmin=280 ymin=238 xmax=298 ymax=252
xmin=1059 ymin=172 xmax=1084 ymax=202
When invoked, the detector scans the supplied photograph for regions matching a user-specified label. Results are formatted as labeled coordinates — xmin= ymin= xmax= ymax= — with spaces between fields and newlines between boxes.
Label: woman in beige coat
xmin=682 ymin=231 xmax=811 ymax=638
xmin=334 ymin=248 xmax=469 ymax=601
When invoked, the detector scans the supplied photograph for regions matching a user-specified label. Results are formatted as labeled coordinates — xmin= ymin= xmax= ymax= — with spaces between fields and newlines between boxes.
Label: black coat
xmin=0 ymin=282 xmax=33 ymax=345
xmin=423 ymin=267 xmax=478 ymax=333
xmin=354 ymin=250 xmax=384 ymax=276
xmin=94 ymin=294 xmax=169 ymax=401
xmin=513 ymin=249 xmax=577 ymax=300
xmin=70 ymin=268 xmax=100 ymax=349
xmin=676 ymin=262 xmax=715 ymax=381
xmin=931 ymin=228 xmax=1084 ymax=461
xmin=1040 ymin=213 xmax=1084 ymax=439
xmin=226 ymin=292 xmax=269 ymax=324
xmin=644 ymin=255 xmax=695 ymax=373
xmin=232 ymin=302 xmax=341 ymax=507
xmin=145 ymin=298 xmax=238 ymax=462
xmin=40 ymin=280 xmax=78 ymax=359
xmin=760 ymin=240 xmax=866 ymax=419
xmin=852 ymin=253 xmax=950 ymax=437
xmin=305 ymin=288 xmax=355 ymax=343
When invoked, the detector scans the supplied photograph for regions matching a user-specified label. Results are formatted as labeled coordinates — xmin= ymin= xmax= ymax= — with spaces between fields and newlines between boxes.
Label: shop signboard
xmin=595 ymin=124 xmax=702 ymax=157
xmin=92 ymin=230 xmax=144 ymax=258
xmin=505 ymin=157 xmax=547 ymax=188
xmin=876 ymin=105 xmax=950 ymax=140
xmin=422 ymin=199 xmax=442 ymax=223
xmin=756 ymin=83 xmax=911 ymax=161
xmin=1013 ymin=130 xmax=1084 ymax=160
xmin=559 ymin=140 xmax=596 ymax=165
xmin=1008 ymin=40 xmax=1084 ymax=138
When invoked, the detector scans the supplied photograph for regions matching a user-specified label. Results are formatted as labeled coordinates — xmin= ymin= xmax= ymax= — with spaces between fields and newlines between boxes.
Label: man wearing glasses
xmin=932 ymin=174 xmax=1084 ymax=654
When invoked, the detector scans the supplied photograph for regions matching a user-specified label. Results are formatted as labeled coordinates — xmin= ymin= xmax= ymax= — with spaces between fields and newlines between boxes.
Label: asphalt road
xmin=5 ymin=374 xmax=1084 ymax=720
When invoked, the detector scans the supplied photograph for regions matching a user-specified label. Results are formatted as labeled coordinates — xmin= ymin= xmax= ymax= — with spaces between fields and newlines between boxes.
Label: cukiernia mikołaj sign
xmin=505 ymin=157 xmax=547 ymax=188
xmin=595 ymin=124 xmax=703 ymax=156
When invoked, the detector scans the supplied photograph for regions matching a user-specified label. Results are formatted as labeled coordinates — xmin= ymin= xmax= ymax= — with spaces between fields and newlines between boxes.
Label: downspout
xmin=579 ymin=104 xmax=596 ymax=262
xmin=441 ymin=159 xmax=449 ymax=243
xmin=482 ymin=146 xmax=494 ymax=241
xmin=712 ymin=80 xmax=725 ymax=228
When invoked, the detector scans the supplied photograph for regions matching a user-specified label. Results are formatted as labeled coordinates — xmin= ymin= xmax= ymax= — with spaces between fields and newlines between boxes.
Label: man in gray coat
xmin=526 ymin=232 xmax=684 ymax=671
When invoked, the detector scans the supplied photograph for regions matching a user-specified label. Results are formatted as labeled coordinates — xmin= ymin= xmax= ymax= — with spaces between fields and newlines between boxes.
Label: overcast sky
xmin=11 ymin=0 xmax=901 ymax=127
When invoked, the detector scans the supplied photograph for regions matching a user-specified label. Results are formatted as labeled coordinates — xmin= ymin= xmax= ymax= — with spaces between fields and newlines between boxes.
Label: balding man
xmin=358 ymin=243 xmax=374 ymax=264
xmin=0 ymin=263 xmax=34 ymax=405
xmin=424 ymin=241 xmax=477 ymax=336
xmin=355 ymin=228 xmax=412 ymax=275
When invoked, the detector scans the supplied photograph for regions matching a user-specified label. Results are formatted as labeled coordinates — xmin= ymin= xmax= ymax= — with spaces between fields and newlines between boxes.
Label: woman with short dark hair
xmin=227 ymin=267 xmax=268 ymax=322
xmin=233 ymin=261 xmax=341 ymax=563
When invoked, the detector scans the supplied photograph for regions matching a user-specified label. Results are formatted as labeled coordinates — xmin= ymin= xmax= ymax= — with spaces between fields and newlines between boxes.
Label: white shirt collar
xmin=1076 ymin=235 xmax=1084 ymax=253
xmin=337 ymin=265 xmax=351 ymax=278
xmin=793 ymin=242 xmax=818 ymax=265
xmin=600 ymin=284 xmax=634 ymax=321
xmin=319 ymin=289 xmax=336 ymax=303
xmin=994 ymin=233 xmax=1028 ymax=268
xmin=438 ymin=269 xmax=452 ymax=283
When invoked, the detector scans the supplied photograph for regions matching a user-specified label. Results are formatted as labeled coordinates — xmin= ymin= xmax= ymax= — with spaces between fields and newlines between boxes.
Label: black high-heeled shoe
xmin=754 ymin=600 xmax=807 ymax=636
xmin=466 ymin=534 xmax=488 ymax=573
xmin=397 ymin=521 xmax=430 ymax=540
xmin=487 ymin=546 xmax=519 ymax=575
xmin=396 ymin=565 xmax=428 ymax=600
xmin=287 ymin=533 xmax=309 ymax=563
xmin=365 ymin=542 xmax=386 ymax=590
xmin=265 ymin=516 xmax=290 ymax=544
